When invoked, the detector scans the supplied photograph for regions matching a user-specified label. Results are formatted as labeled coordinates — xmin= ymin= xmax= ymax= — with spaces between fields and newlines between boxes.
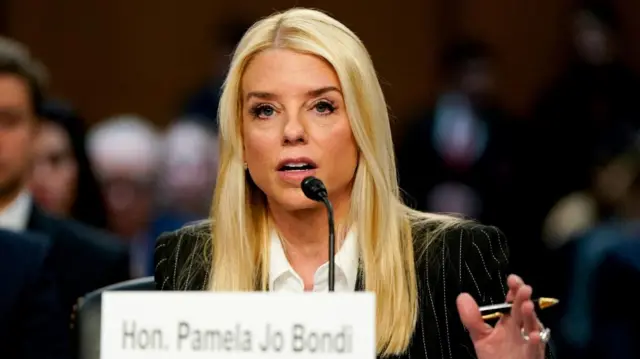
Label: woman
xmin=30 ymin=100 xmax=108 ymax=229
xmin=155 ymin=8 xmax=550 ymax=358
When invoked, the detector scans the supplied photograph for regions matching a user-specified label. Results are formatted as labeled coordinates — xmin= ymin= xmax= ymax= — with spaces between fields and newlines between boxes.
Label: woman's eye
xmin=251 ymin=105 xmax=276 ymax=119
xmin=260 ymin=107 xmax=274 ymax=117
xmin=314 ymin=101 xmax=335 ymax=115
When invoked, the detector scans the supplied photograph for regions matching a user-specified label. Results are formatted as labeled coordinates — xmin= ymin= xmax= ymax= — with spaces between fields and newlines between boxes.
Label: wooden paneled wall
xmin=3 ymin=0 xmax=639 ymax=134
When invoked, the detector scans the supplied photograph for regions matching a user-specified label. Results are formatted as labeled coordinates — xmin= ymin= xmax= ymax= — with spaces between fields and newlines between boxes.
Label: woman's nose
xmin=282 ymin=113 xmax=307 ymax=145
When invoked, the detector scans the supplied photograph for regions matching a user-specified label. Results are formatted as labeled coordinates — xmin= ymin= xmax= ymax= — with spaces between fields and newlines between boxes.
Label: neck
xmin=269 ymin=192 xmax=351 ymax=262
xmin=0 ymin=187 xmax=24 ymax=213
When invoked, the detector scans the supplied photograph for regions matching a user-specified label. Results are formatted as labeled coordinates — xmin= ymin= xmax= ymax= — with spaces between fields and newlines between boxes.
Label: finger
xmin=511 ymin=284 xmax=532 ymax=326
xmin=507 ymin=274 xmax=524 ymax=289
xmin=521 ymin=299 xmax=539 ymax=334
xmin=526 ymin=330 xmax=542 ymax=346
xmin=506 ymin=274 xmax=524 ymax=302
xmin=456 ymin=293 xmax=493 ymax=342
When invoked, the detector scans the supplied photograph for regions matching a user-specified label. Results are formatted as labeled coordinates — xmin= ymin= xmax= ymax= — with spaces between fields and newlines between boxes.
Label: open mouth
xmin=277 ymin=159 xmax=318 ymax=172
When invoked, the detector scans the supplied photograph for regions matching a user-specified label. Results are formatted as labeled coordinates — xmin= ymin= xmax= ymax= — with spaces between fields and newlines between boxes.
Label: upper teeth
xmin=285 ymin=163 xmax=308 ymax=167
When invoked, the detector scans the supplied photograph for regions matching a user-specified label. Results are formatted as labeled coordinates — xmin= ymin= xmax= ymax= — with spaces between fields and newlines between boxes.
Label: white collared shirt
xmin=269 ymin=229 xmax=359 ymax=292
xmin=0 ymin=191 xmax=32 ymax=232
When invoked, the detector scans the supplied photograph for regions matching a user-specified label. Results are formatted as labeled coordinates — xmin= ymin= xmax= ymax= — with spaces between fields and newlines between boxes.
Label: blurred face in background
xmin=573 ymin=10 xmax=612 ymax=65
xmin=30 ymin=120 xmax=78 ymax=215
xmin=161 ymin=124 xmax=218 ymax=216
xmin=0 ymin=74 xmax=37 ymax=203
xmin=102 ymin=174 xmax=154 ymax=239
xmin=88 ymin=118 xmax=159 ymax=240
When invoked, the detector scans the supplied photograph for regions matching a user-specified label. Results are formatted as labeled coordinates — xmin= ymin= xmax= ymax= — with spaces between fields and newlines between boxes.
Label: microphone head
xmin=301 ymin=176 xmax=328 ymax=202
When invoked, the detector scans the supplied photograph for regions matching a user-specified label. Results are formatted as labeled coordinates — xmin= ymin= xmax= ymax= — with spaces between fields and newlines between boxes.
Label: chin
xmin=271 ymin=188 xmax=323 ymax=212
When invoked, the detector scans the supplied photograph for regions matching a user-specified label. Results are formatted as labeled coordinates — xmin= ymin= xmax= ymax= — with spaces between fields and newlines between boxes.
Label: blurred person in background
xmin=0 ymin=229 xmax=69 ymax=359
xmin=0 ymin=36 xmax=129 ymax=353
xmin=180 ymin=18 xmax=251 ymax=132
xmin=152 ymin=118 xmax=218 ymax=238
xmin=587 ymin=169 xmax=640 ymax=359
xmin=398 ymin=39 xmax=521 ymax=236
xmin=87 ymin=115 xmax=161 ymax=277
xmin=542 ymin=132 xmax=639 ymax=248
xmin=589 ymin=236 xmax=640 ymax=359
xmin=397 ymin=39 xmax=548 ymax=294
xmin=30 ymin=99 xmax=108 ymax=229
xmin=531 ymin=0 xmax=640 ymax=231
xmin=547 ymin=140 xmax=640 ymax=358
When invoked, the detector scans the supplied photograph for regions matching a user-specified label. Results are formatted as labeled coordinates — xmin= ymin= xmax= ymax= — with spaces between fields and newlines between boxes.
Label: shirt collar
xmin=0 ymin=191 xmax=32 ymax=232
xmin=269 ymin=228 xmax=360 ymax=291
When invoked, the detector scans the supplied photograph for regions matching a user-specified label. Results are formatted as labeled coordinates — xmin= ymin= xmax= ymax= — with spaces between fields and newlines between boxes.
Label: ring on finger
xmin=520 ymin=326 xmax=551 ymax=344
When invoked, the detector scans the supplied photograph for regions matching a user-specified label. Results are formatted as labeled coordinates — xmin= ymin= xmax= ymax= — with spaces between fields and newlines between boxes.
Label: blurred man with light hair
xmin=87 ymin=114 xmax=161 ymax=277
xmin=151 ymin=118 xmax=219 ymax=237
xmin=161 ymin=118 xmax=218 ymax=213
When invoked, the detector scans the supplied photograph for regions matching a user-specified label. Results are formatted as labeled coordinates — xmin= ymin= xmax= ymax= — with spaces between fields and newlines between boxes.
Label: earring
xmin=243 ymin=162 xmax=248 ymax=170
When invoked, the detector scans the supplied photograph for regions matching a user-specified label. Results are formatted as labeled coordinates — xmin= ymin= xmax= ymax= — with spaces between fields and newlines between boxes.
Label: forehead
xmin=241 ymin=49 xmax=341 ymax=95
xmin=0 ymin=73 xmax=30 ymax=107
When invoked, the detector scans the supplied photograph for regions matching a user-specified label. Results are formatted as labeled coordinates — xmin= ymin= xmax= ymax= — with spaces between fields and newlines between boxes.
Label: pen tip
xmin=538 ymin=297 xmax=559 ymax=309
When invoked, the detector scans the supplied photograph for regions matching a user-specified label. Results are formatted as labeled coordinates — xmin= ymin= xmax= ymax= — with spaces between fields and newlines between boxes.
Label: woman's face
xmin=30 ymin=121 xmax=78 ymax=216
xmin=241 ymin=48 xmax=359 ymax=212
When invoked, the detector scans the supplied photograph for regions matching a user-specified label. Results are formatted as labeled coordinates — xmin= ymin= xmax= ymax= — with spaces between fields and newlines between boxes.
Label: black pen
xmin=480 ymin=297 xmax=559 ymax=321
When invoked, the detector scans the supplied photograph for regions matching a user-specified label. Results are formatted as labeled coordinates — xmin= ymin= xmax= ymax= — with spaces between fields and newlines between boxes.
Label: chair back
xmin=77 ymin=277 xmax=155 ymax=359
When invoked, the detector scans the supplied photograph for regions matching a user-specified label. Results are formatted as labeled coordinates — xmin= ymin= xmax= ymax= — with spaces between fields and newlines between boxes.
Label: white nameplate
xmin=101 ymin=292 xmax=375 ymax=359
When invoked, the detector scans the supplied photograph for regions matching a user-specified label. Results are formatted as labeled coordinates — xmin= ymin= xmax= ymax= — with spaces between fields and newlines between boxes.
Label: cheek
xmin=243 ymin=128 xmax=279 ymax=183
xmin=9 ymin=129 xmax=33 ymax=152
xmin=62 ymin=164 xmax=78 ymax=193
xmin=243 ymin=131 xmax=274 ymax=163
xmin=322 ymin=122 xmax=358 ymax=174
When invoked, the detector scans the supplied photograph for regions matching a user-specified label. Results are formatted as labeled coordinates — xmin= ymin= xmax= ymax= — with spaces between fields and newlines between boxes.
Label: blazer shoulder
xmin=32 ymin=206 xmax=127 ymax=259
xmin=413 ymin=221 xmax=510 ymax=305
xmin=0 ymin=229 xmax=49 ymax=257
xmin=0 ymin=230 xmax=50 ymax=278
xmin=64 ymin=219 xmax=128 ymax=256
xmin=0 ymin=232 xmax=71 ymax=358
xmin=154 ymin=220 xmax=211 ymax=291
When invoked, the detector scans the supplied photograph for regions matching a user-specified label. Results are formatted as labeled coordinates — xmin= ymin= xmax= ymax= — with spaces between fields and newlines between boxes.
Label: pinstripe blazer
xmin=154 ymin=221 xmax=539 ymax=359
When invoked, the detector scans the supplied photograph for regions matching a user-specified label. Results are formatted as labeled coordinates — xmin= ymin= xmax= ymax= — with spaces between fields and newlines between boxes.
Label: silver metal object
xmin=520 ymin=327 xmax=551 ymax=344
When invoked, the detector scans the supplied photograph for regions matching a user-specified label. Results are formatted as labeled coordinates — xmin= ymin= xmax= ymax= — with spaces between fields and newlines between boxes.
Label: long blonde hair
xmin=207 ymin=8 xmax=463 ymax=356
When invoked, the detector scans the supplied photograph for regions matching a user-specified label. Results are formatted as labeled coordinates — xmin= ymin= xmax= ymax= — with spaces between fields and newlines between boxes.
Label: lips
xmin=276 ymin=157 xmax=318 ymax=172
xmin=276 ymin=157 xmax=318 ymax=184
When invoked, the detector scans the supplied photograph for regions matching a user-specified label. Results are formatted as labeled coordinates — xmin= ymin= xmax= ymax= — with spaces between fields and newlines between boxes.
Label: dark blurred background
xmin=2 ymin=0 xmax=637 ymax=127
xmin=1 ymin=0 xmax=639 ymax=358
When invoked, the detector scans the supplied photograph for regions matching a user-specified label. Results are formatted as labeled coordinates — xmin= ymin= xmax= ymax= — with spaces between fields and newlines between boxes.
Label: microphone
xmin=301 ymin=176 xmax=336 ymax=292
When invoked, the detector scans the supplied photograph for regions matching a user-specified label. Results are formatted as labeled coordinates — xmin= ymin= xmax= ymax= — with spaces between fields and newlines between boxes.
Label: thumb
xmin=456 ymin=293 xmax=493 ymax=342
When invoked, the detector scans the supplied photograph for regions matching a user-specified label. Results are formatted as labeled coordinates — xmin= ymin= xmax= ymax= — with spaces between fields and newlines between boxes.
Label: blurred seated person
xmin=0 ymin=229 xmax=69 ymax=359
xmin=29 ymin=99 xmax=108 ymax=229
xmin=398 ymin=38 xmax=520 ymax=232
xmin=547 ymin=143 xmax=640 ymax=358
xmin=532 ymin=0 xmax=640 ymax=217
xmin=589 ymin=236 xmax=640 ymax=359
xmin=153 ymin=118 xmax=218 ymax=237
xmin=0 ymin=36 xmax=130 ymax=338
xmin=87 ymin=115 xmax=161 ymax=277
xmin=542 ymin=137 xmax=639 ymax=248
xmin=397 ymin=39 xmax=540 ymax=288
